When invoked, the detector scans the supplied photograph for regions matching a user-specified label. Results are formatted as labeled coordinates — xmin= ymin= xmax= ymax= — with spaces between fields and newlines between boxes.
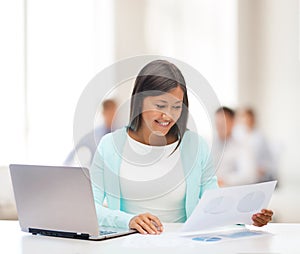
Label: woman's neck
xmin=128 ymin=128 xmax=177 ymax=146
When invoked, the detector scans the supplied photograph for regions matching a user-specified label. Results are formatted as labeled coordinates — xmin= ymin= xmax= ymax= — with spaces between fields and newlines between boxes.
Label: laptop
xmin=9 ymin=164 xmax=137 ymax=241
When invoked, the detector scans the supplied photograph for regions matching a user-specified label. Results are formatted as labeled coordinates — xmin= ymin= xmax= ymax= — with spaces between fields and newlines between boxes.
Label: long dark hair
xmin=128 ymin=60 xmax=189 ymax=149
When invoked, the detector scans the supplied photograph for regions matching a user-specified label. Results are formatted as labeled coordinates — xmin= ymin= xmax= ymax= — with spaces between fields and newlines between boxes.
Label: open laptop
xmin=9 ymin=164 xmax=137 ymax=241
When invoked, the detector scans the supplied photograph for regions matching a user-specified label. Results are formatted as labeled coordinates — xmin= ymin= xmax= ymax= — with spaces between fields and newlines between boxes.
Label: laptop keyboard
xmin=99 ymin=230 xmax=117 ymax=236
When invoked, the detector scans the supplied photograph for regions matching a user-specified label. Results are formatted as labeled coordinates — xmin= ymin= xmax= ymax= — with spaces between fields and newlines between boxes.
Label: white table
xmin=1 ymin=220 xmax=299 ymax=254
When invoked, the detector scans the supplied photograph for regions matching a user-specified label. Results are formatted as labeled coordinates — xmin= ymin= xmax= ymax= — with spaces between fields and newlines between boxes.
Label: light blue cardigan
xmin=90 ymin=127 xmax=218 ymax=229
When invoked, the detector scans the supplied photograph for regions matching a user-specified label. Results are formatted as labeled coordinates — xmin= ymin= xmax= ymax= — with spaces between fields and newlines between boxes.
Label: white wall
xmin=238 ymin=0 xmax=300 ymax=222
xmin=238 ymin=0 xmax=300 ymax=186
xmin=113 ymin=0 xmax=238 ymax=107
xmin=112 ymin=0 xmax=238 ymax=143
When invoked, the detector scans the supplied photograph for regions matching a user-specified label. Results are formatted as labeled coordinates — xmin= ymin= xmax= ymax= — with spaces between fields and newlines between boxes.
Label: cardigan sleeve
xmin=198 ymin=136 xmax=219 ymax=198
xmin=181 ymin=131 xmax=219 ymax=218
xmin=90 ymin=137 xmax=135 ymax=229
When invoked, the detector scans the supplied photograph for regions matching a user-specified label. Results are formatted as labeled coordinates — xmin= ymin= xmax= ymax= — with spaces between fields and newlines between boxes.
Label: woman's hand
xmin=252 ymin=209 xmax=273 ymax=227
xmin=129 ymin=213 xmax=163 ymax=235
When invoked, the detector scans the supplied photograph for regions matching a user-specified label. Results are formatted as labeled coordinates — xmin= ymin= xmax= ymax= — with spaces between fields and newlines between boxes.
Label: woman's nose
xmin=161 ymin=109 xmax=172 ymax=119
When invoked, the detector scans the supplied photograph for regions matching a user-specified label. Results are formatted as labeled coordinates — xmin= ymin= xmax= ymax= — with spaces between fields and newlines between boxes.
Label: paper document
xmin=185 ymin=227 xmax=272 ymax=244
xmin=122 ymin=232 xmax=194 ymax=248
xmin=181 ymin=181 xmax=277 ymax=234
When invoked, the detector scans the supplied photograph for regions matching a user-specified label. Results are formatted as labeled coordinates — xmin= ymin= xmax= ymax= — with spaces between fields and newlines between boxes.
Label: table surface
xmin=1 ymin=220 xmax=299 ymax=254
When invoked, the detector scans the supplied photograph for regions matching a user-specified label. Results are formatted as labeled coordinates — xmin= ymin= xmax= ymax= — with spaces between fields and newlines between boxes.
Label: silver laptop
xmin=9 ymin=164 xmax=137 ymax=240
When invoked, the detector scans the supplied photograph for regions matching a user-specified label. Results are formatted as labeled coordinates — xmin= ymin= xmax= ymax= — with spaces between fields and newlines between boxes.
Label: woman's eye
xmin=173 ymin=105 xmax=182 ymax=110
xmin=156 ymin=104 xmax=166 ymax=109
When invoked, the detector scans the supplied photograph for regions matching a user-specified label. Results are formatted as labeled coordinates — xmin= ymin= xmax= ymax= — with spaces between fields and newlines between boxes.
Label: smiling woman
xmin=90 ymin=59 xmax=273 ymax=235
xmin=128 ymin=60 xmax=188 ymax=148
xmin=138 ymin=87 xmax=183 ymax=140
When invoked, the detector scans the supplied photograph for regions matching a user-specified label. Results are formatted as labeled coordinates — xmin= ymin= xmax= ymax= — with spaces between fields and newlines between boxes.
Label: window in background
xmin=26 ymin=0 xmax=114 ymax=165
xmin=0 ymin=0 xmax=26 ymax=165
xmin=0 ymin=0 xmax=114 ymax=166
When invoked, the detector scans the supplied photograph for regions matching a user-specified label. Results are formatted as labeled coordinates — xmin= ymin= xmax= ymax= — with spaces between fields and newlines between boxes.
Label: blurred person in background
xmin=214 ymin=107 xmax=257 ymax=187
xmin=64 ymin=99 xmax=118 ymax=167
xmin=234 ymin=107 xmax=277 ymax=183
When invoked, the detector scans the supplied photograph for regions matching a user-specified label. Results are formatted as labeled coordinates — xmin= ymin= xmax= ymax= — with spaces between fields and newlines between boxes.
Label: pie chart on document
xmin=237 ymin=191 xmax=265 ymax=213
xmin=203 ymin=196 xmax=233 ymax=214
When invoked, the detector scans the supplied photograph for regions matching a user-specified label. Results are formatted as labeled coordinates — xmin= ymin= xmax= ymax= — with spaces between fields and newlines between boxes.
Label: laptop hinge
xmin=29 ymin=228 xmax=90 ymax=240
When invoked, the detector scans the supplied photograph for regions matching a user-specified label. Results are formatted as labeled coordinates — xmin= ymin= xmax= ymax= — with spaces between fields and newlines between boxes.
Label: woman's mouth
xmin=155 ymin=120 xmax=171 ymax=127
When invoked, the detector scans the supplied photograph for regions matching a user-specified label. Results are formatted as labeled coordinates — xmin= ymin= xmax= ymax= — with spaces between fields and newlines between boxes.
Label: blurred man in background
xmin=64 ymin=99 xmax=118 ymax=167
xmin=234 ymin=107 xmax=277 ymax=182
xmin=214 ymin=107 xmax=256 ymax=186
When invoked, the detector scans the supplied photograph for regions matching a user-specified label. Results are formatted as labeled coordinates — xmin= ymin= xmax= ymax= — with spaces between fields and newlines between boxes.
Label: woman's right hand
xmin=129 ymin=213 xmax=163 ymax=235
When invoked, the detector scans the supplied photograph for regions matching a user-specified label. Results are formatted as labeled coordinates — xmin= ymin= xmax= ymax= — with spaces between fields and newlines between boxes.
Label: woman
xmin=90 ymin=60 xmax=273 ymax=235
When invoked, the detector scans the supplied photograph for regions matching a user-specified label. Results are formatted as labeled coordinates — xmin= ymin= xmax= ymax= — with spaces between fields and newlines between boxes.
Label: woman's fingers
xmin=261 ymin=209 xmax=273 ymax=217
xmin=258 ymin=213 xmax=272 ymax=222
xmin=252 ymin=209 xmax=273 ymax=227
xmin=142 ymin=216 xmax=160 ymax=234
xmin=139 ymin=220 xmax=156 ymax=234
xmin=147 ymin=214 xmax=163 ymax=232
xmin=133 ymin=222 xmax=147 ymax=234
xmin=129 ymin=213 xmax=164 ymax=234
xmin=130 ymin=217 xmax=150 ymax=234
xmin=252 ymin=214 xmax=266 ymax=226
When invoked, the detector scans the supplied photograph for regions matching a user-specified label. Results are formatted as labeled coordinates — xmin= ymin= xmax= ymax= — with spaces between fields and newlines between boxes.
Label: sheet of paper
xmin=180 ymin=181 xmax=277 ymax=234
xmin=121 ymin=227 xmax=272 ymax=248
xmin=183 ymin=227 xmax=272 ymax=244
xmin=121 ymin=232 xmax=194 ymax=248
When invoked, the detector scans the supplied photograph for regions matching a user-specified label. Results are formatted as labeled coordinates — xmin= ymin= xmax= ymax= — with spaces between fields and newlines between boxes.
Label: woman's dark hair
xmin=128 ymin=59 xmax=189 ymax=149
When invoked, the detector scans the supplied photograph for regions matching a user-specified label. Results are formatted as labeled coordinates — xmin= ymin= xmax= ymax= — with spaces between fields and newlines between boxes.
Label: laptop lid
xmin=9 ymin=164 xmax=99 ymax=237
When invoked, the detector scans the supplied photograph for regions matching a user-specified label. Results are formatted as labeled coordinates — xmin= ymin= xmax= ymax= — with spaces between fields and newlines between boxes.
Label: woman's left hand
xmin=252 ymin=209 xmax=273 ymax=227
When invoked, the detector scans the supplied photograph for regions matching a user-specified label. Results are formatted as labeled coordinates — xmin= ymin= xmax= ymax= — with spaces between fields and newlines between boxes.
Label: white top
xmin=214 ymin=136 xmax=257 ymax=186
xmin=119 ymin=134 xmax=186 ymax=223
xmin=234 ymin=126 xmax=276 ymax=181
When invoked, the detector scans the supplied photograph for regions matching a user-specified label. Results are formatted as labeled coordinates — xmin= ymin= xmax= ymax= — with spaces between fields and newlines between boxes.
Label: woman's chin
xmin=152 ymin=130 xmax=167 ymax=136
xmin=148 ymin=132 xmax=168 ymax=146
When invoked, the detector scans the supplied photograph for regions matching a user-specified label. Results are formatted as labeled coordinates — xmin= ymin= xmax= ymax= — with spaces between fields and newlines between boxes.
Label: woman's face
xmin=140 ymin=86 xmax=184 ymax=137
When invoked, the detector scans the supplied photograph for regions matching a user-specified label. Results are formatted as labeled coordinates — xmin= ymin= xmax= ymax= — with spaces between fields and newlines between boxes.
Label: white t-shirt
xmin=119 ymin=134 xmax=186 ymax=223
xmin=215 ymin=136 xmax=257 ymax=186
